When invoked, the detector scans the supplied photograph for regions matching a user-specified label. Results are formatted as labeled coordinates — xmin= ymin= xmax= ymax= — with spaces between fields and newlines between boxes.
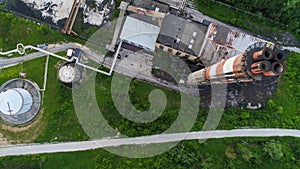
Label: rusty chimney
xmin=188 ymin=43 xmax=287 ymax=85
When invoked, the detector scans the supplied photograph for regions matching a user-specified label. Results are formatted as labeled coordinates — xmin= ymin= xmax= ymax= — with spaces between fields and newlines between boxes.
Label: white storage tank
xmin=0 ymin=88 xmax=33 ymax=116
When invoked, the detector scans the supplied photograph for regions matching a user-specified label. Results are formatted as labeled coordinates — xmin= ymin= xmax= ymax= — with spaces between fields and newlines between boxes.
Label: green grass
xmin=1 ymin=137 xmax=300 ymax=169
xmin=35 ymin=57 xmax=89 ymax=142
xmin=0 ymin=46 xmax=299 ymax=169
xmin=194 ymin=0 xmax=300 ymax=43
xmin=0 ymin=57 xmax=46 ymax=87
xmin=0 ymin=57 xmax=46 ymax=142
xmin=0 ymin=11 xmax=81 ymax=51
xmin=0 ymin=57 xmax=88 ymax=143
xmin=95 ymin=73 xmax=183 ymax=137
xmin=1 ymin=52 xmax=299 ymax=144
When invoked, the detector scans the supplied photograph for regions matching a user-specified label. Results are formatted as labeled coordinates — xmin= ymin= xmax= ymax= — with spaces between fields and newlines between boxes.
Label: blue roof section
xmin=74 ymin=48 xmax=82 ymax=59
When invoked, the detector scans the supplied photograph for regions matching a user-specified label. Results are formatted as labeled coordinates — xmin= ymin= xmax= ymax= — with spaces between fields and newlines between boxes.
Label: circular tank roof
xmin=0 ymin=79 xmax=41 ymax=125
xmin=0 ymin=88 xmax=33 ymax=116
xmin=58 ymin=65 xmax=76 ymax=83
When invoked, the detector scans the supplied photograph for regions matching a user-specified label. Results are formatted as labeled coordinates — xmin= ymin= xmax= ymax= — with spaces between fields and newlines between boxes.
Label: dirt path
xmin=0 ymin=133 xmax=9 ymax=145
xmin=0 ymin=108 xmax=46 ymax=144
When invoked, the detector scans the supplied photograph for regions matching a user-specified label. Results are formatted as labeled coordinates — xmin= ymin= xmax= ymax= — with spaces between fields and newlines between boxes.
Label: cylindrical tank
xmin=0 ymin=88 xmax=33 ymax=116
xmin=0 ymin=78 xmax=41 ymax=125
xmin=58 ymin=62 xmax=82 ymax=84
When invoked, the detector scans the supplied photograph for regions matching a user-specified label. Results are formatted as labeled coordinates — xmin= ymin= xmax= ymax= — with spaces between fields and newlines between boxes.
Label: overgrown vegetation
xmin=0 ymin=57 xmax=89 ymax=143
xmin=1 ymin=137 xmax=300 ymax=169
xmin=1 ymin=51 xmax=298 ymax=167
xmin=0 ymin=11 xmax=78 ymax=51
xmin=217 ymin=0 xmax=300 ymax=34
xmin=195 ymin=0 xmax=300 ymax=43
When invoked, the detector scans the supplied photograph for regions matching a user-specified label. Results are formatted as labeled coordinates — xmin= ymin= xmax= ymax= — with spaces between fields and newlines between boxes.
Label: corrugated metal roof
xmin=119 ymin=16 xmax=161 ymax=51
xmin=200 ymin=23 xmax=270 ymax=66
xmin=157 ymin=0 xmax=183 ymax=9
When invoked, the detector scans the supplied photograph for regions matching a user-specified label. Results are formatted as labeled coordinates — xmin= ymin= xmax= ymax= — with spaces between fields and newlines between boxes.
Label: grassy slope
xmin=0 ymin=57 xmax=46 ymax=87
xmin=194 ymin=0 xmax=300 ymax=43
xmin=34 ymin=57 xmax=89 ymax=142
xmin=0 ymin=52 xmax=299 ymax=168
xmin=0 ymin=57 xmax=88 ymax=143
xmin=0 ymin=11 xmax=80 ymax=51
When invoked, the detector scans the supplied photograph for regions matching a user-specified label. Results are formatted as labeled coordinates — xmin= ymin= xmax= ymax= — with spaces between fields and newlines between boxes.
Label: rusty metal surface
xmin=200 ymin=23 xmax=270 ymax=66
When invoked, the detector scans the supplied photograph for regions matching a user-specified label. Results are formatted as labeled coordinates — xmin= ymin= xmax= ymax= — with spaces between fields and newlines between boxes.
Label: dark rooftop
xmin=132 ymin=0 xmax=170 ymax=13
xmin=128 ymin=13 xmax=161 ymax=26
xmin=156 ymin=0 xmax=184 ymax=9
xmin=158 ymin=14 xmax=208 ymax=56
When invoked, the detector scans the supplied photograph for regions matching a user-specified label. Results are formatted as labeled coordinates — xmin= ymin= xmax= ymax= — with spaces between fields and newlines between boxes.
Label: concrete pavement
xmin=0 ymin=43 xmax=82 ymax=68
xmin=0 ymin=128 xmax=300 ymax=157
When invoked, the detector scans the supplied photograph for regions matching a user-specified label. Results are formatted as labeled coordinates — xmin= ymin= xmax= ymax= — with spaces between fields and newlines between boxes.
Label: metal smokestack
xmin=187 ymin=42 xmax=287 ymax=85
xmin=263 ymin=62 xmax=285 ymax=76
xmin=250 ymin=61 xmax=271 ymax=74
xmin=274 ymin=52 xmax=287 ymax=62
xmin=252 ymin=48 xmax=273 ymax=61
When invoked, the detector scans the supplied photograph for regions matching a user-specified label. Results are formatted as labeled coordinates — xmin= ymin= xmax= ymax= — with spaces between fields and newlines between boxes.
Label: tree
xmin=237 ymin=144 xmax=254 ymax=162
xmin=263 ymin=140 xmax=284 ymax=160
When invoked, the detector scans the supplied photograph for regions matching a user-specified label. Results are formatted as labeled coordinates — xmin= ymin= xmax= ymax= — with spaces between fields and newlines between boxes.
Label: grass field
xmin=0 ymin=56 xmax=89 ymax=143
xmin=0 ymin=57 xmax=47 ymax=143
xmin=1 ymin=137 xmax=300 ymax=169
xmin=194 ymin=0 xmax=300 ymax=43
xmin=0 ymin=51 xmax=299 ymax=168
xmin=0 ymin=11 xmax=80 ymax=51
xmin=0 ymin=57 xmax=46 ymax=87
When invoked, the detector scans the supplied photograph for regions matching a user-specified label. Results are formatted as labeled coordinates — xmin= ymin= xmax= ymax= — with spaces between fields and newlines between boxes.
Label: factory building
xmin=157 ymin=14 xmax=208 ymax=61
xmin=109 ymin=1 xmax=287 ymax=86
xmin=112 ymin=1 xmax=270 ymax=64
xmin=156 ymin=0 xmax=186 ymax=11
xmin=119 ymin=16 xmax=161 ymax=52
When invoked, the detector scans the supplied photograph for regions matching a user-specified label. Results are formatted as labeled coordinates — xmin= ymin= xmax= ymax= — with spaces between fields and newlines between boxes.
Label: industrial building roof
xmin=210 ymin=24 xmax=266 ymax=52
xmin=157 ymin=0 xmax=184 ymax=9
xmin=158 ymin=14 xmax=208 ymax=55
xmin=129 ymin=13 xmax=161 ymax=26
xmin=199 ymin=23 xmax=269 ymax=66
xmin=132 ymin=0 xmax=170 ymax=13
xmin=119 ymin=16 xmax=161 ymax=51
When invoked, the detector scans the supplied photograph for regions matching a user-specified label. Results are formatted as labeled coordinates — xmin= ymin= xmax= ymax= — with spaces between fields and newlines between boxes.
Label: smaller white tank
xmin=58 ymin=62 xmax=83 ymax=84
xmin=58 ymin=64 xmax=77 ymax=83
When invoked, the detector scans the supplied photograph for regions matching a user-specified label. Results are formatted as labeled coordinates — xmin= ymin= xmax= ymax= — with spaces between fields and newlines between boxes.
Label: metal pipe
xmin=274 ymin=52 xmax=286 ymax=62
xmin=252 ymin=49 xmax=263 ymax=60
xmin=62 ymin=0 xmax=77 ymax=34
xmin=250 ymin=61 xmax=271 ymax=74
xmin=67 ymin=0 xmax=81 ymax=35
xmin=252 ymin=48 xmax=273 ymax=61
xmin=263 ymin=62 xmax=285 ymax=76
